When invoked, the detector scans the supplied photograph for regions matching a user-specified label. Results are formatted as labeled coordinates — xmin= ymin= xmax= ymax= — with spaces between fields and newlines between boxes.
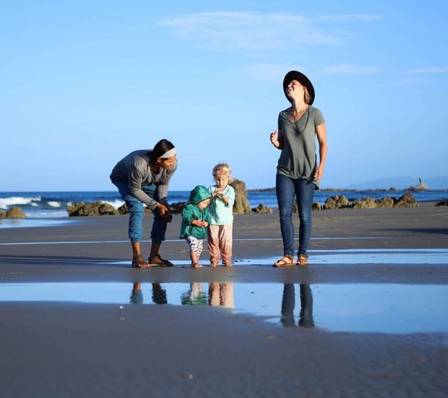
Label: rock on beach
xmin=0 ymin=207 xmax=27 ymax=219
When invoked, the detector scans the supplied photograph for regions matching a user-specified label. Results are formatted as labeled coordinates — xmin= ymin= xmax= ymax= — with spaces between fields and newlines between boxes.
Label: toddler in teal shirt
xmin=180 ymin=185 xmax=212 ymax=269
xmin=208 ymin=163 xmax=235 ymax=267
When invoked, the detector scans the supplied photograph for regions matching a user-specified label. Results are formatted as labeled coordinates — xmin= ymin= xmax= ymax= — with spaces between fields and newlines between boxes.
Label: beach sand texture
xmin=0 ymin=204 xmax=447 ymax=397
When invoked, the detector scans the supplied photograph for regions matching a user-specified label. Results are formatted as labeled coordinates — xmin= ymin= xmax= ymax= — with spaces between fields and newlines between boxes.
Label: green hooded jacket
xmin=179 ymin=185 xmax=212 ymax=239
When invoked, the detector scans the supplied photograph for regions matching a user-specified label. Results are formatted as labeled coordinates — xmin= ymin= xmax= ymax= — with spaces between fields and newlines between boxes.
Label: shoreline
xmin=0 ymin=205 xmax=447 ymax=284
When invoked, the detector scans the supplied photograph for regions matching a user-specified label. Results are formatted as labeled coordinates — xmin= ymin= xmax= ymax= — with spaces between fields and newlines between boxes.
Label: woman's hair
xmin=304 ymin=87 xmax=312 ymax=105
xmin=212 ymin=163 xmax=233 ymax=181
xmin=151 ymin=139 xmax=174 ymax=160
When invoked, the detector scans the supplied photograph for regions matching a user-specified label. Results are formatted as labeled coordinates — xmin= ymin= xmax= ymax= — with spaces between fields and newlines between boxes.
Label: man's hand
xmin=156 ymin=203 xmax=172 ymax=222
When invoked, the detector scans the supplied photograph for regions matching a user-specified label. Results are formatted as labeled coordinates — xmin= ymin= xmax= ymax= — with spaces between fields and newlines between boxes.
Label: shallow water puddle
xmin=106 ymin=249 xmax=448 ymax=266
xmin=235 ymin=249 xmax=448 ymax=265
xmin=0 ymin=219 xmax=76 ymax=229
xmin=0 ymin=282 xmax=447 ymax=334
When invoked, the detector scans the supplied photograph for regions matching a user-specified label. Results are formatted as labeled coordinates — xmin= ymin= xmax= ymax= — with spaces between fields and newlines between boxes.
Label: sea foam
xmin=0 ymin=196 xmax=41 ymax=209
xmin=101 ymin=200 xmax=125 ymax=209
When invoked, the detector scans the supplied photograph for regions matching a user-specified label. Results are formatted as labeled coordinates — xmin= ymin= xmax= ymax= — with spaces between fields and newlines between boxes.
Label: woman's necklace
xmin=290 ymin=106 xmax=309 ymax=122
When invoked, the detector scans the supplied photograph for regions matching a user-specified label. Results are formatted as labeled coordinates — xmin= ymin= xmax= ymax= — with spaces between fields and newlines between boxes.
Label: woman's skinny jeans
xmin=276 ymin=173 xmax=315 ymax=257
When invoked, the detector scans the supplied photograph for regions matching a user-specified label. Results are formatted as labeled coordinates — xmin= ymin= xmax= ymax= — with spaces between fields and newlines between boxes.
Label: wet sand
xmin=0 ymin=204 xmax=448 ymax=397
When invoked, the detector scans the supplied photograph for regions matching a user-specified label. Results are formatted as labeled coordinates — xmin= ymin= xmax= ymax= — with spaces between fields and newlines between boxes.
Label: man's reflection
xmin=281 ymin=284 xmax=314 ymax=328
xmin=130 ymin=283 xmax=167 ymax=304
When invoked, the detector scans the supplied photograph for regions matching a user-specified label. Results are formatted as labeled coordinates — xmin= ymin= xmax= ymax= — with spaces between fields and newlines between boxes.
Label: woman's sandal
xmin=132 ymin=255 xmax=151 ymax=269
xmin=273 ymin=255 xmax=295 ymax=268
xmin=149 ymin=254 xmax=174 ymax=267
xmin=297 ymin=254 xmax=309 ymax=266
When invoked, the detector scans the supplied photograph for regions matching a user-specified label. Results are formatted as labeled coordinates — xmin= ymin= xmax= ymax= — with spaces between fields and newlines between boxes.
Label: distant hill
xmin=346 ymin=176 xmax=448 ymax=190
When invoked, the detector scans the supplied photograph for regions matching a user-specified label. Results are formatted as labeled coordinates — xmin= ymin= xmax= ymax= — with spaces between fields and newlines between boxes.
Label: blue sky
xmin=1 ymin=0 xmax=447 ymax=190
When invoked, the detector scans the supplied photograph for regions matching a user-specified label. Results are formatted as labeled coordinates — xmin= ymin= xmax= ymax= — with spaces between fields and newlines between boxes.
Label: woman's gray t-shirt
xmin=277 ymin=106 xmax=325 ymax=183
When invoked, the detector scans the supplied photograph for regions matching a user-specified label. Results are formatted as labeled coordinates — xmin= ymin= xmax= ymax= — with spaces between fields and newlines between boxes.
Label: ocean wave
xmin=47 ymin=201 xmax=62 ymax=208
xmin=0 ymin=196 xmax=41 ymax=209
xmin=101 ymin=200 xmax=125 ymax=209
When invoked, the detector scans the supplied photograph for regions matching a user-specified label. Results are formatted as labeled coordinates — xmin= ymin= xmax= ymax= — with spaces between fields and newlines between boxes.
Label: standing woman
xmin=110 ymin=139 xmax=177 ymax=268
xmin=270 ymin=71 xmax=327 ymax=267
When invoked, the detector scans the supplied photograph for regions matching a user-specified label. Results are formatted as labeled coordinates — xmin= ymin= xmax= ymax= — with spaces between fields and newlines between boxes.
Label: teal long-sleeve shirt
xmin=179 ymin=203 xmax=211 ymax=240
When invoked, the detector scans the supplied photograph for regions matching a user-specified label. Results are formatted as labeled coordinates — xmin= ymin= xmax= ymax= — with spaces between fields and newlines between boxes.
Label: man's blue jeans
xmin=113 ymin=181 xmax=167 ymax=244
xmin=276 ymin=174 xmax=315 ymax=257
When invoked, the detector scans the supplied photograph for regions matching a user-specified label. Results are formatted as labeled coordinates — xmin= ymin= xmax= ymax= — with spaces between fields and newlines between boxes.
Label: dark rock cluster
xmin=0 ymin=207 xmax=27 ymax=219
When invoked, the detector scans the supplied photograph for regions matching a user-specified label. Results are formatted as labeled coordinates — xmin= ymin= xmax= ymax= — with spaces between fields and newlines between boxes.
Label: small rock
xmin=353 ymin=197 xmax=377 ymax=209
xmin=312 ymin=202 xmax=322 ymax=210
xmin=395 ymin=191 xmax=418 ymax=208
xmin=251 ymin=204 xmax=272 ymax=214
xmin=375 ymin=197 xmax=395 ymax=208
xmin=5 ymin=207 xmax=27 ymax=218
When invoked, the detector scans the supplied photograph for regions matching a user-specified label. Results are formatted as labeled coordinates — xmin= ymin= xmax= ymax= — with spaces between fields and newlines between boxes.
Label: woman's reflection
xmin=281 ymin=284 xmax=314 ymax=328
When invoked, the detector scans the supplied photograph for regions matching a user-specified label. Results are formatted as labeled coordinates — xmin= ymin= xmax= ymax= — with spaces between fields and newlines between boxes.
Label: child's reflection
xmin=181 ymin=282 xmax=207 ymax=305
xmin=281 ymin=284 xmax=314 ymax=328
xmin=130 ymin=283 xmax=167 ymax=304
xmin=208 ymin=282 xmax=234 ymax=309
xmin=181 ymin=282 xmax=234 ymax=309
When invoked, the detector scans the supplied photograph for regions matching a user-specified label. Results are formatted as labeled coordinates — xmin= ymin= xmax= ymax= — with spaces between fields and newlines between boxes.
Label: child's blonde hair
xmin=212 ymin=163 xmax=233 ymax=182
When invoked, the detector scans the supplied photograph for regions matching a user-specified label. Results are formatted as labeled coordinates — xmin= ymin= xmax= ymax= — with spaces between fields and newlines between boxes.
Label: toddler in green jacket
xmin=180 ymin=185 xmax=212 ymax=269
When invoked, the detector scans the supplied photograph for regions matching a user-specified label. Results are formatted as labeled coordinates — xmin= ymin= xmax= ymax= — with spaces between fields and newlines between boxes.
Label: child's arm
xmin=182 ymin=206 xmax=195 ymax=225
xmin=221 ymin=186 xmax=235 ymax=207
xmin=184 ymin=207 xmax=206 ymax=227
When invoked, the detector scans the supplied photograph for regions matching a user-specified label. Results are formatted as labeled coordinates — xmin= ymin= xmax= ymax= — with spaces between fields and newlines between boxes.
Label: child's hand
xmin=192 ymin=220 xmax=208 ymax=227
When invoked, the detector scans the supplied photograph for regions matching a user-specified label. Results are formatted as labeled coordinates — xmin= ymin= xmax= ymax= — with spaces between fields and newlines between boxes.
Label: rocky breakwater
xmin=67 ymin=178 xmax=254 ymax=217
xmin=0 ymin=207 xmax=27 ymax=219
xmin=67 ymin=202 xmax=123 ymax=217
xmin=321 ymin=192 xmax=418 ymax=210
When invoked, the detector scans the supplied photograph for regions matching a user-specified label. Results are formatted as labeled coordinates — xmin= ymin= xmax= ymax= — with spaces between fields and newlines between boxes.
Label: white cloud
xmin=321 ymin=64 xmax=381 ymax=75
xmin=408 ymin=67 xmax=448 ymax=74
xmin=159 ymin=11 xmax=366 ymax=50
xmin=319 ymin=14 xmax=383 ymax=22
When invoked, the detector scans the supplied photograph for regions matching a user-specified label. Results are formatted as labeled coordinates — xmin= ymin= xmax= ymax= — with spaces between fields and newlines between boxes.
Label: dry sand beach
xmin=1 ymin=204 xmax=448 ymax=397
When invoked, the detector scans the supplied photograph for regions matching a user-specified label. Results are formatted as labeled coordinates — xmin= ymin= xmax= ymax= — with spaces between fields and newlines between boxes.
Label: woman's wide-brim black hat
xmin=283 ymin=70 xmax=315 ymax=105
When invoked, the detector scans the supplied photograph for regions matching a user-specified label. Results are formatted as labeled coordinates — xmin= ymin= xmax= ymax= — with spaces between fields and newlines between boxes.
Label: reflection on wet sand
xmin=182 ymin=282 xmax=235 ymax=309
xmin=281 ymin=284 xmax=314 ymax=328
xmin=130 ymin=283 xmax=167 ymax=305
xmin=181 ymin=283 xmax=208 ymax=305
xmin=208 ymin=282 xmax=234 ymax=309
xmin=131 ymin=282 xmax=235 ymax=309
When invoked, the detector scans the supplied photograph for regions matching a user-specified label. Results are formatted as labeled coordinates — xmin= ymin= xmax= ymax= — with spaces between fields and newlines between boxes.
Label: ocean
xmin=1 ymin=189 xmax=447 ymax=219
